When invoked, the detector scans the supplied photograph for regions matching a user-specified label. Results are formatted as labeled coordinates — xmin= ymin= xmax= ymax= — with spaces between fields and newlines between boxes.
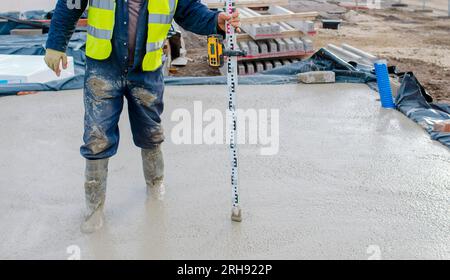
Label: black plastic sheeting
xmin=0 ymin=33 xmax=86 ymax=96
xmin=166 ymin=48 xmax=377 ymax=86
xmin=395 ymin=72 xmax=450 ymax=148
xmin=0 ymin=10 xmax=50 ymax=35
xmin=0 ymin=32 xmax=448 ymax=148
xmin=0 ymin=33 xmax=374 ymax=94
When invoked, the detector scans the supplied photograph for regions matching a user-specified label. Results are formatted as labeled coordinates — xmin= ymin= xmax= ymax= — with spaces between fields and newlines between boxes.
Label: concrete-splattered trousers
xmin=46 ymin=0 xmax=220 ymax=159
xmin=80 ymin=57 xmax=165 ymax=159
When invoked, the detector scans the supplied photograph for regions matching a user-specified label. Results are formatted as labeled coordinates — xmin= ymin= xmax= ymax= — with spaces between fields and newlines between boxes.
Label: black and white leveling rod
xmin=225 ymin=0 xmax=242 ymax=222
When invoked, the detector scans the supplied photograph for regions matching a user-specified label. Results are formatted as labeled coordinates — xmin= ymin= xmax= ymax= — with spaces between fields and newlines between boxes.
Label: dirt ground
xmin=171 ymin=31 xmax=221 ymax=77
xmin=315 ymin=7 xmax=450 ymax=104
xmin=173 ymin=2 xmax=450 ymax=104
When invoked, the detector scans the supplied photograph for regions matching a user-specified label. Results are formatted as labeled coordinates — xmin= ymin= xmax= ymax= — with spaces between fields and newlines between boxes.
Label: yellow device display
xmin=207 ymin=35 xmax=224 ymax=67
xmin=207 ymin=35 xmax=246 ymax=68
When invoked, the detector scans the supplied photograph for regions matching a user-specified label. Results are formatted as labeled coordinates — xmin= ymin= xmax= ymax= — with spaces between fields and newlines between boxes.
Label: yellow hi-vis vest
xmin=86 ymin=0 xmax=178 ymax=71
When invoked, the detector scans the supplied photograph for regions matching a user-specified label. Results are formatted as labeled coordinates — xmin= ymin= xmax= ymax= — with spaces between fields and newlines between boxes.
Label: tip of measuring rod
xmin=231 ymin=207 xmax=242 ymax=222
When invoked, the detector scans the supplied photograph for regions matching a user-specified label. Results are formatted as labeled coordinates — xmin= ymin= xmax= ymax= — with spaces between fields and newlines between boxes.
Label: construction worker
xmin=44 ymin=0 xmax=240 ymax=233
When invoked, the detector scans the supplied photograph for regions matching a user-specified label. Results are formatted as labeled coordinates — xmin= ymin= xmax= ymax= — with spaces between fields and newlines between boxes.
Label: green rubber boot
xmin=80 ymin=158 xmax=108 ymax=234
xmin=142 ymin=146 xmax=165 ymax=200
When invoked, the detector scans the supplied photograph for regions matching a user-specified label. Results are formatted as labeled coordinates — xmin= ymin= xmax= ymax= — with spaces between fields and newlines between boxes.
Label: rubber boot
xmin=142 ymin=145 xmax=165 ymax=200
xmin=80 ymin=158 xmax=108 ymax=234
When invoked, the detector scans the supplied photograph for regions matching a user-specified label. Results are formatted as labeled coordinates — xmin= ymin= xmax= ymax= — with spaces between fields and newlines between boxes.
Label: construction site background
xmin=0 ymin=1 xmax=56 ymax=13
xmin=0 ymin=1 xmax=449 ymax=103
xmin=170 ymin=0 xmax=450 ymax=104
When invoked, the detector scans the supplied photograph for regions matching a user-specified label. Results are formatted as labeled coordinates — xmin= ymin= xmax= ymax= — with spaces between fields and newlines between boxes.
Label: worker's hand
xmin=44 ymin=48 xmax=68 ymax=77
xmin=218 ymin=10 xmax=241 ymax=33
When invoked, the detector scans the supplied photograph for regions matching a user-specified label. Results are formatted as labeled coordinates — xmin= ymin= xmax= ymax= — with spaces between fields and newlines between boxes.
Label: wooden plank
xmin=237 ymin=30 xmax=305 ymax=41
xmin=237 ymin=50 xmax=314 ymax=62
xmin=205 ymin=0 xmax=289 ymax=9
xmin=10 ymin=29 xmax=43 ymax=35
xmin=239 ymin=7 xmax=282 ymax=40
xmin=236 ymin=5 xmax=317 ymax=40
xmin=240 ymin=12 xmax=319 ymax=24
xmin=269 ymin=5 xmax=316 ymax=33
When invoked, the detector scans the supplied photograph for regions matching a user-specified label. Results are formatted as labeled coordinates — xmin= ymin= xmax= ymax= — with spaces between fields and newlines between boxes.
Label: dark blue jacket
xmin=46 ymin=0 xmax=220 ymax=70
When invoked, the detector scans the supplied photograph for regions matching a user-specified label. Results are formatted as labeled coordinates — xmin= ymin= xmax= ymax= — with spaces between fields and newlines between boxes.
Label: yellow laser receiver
xmin=207 ymin=35 xmax=246 ymax=68
xmin=207 ymin=35 xmax=224 ymax=67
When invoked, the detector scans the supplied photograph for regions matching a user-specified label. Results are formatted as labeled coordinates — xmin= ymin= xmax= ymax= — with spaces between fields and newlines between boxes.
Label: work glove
xmin=44 ymin=48 xmax=68 ymax=77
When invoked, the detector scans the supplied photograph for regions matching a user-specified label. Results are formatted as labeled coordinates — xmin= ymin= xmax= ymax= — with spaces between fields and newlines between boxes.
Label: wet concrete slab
xmin=0 ymin=83 xmax=448 ymax=259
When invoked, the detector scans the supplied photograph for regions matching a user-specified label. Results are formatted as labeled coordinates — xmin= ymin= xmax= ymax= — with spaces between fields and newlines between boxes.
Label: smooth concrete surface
xmin=0 ymin=83 xmax=449 ymax=260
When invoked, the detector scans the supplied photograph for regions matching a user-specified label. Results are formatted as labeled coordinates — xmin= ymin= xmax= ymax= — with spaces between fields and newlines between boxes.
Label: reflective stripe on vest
xmin=148 ymin=14 xmax=173 ymax=24
xmin=146 ymin=41 xmax=165 ymax=52
xmin=87 ymin=25 xmax=112 ymax=40
xmin=91 ymin=0 xmax=114 ymax=10
xmin=86 ymin=0 xmax=178 ymax=71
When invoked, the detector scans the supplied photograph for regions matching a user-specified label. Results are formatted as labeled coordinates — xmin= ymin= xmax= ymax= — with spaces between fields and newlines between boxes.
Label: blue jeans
xmin=80 ymin=58 xmax=165 ymax=160
xmin=47 ymin=0 xmax=220 ymax=159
